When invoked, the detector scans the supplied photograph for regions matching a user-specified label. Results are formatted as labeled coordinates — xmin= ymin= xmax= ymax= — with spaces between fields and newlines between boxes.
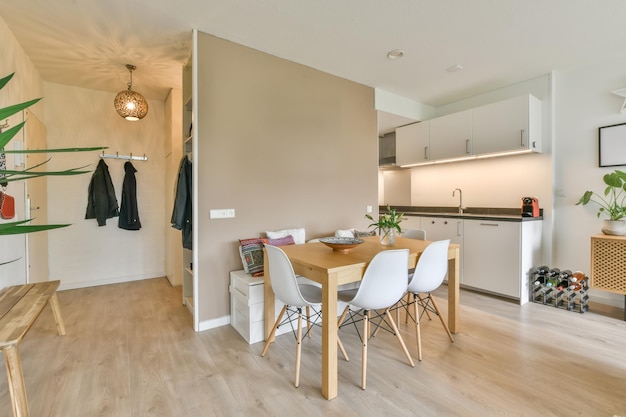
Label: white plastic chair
xmin=402 ymin=228 xmax=426 ymax=240
xmin=405 ymin=239 xmax=454 ymax=361
xmin=336 ymin=249 xmax=415 ymax=389
xmin=261 ymin=244 xmax=347 ymax=387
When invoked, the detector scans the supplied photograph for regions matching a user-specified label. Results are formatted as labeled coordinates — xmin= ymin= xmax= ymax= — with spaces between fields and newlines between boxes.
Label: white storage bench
xmin=229 ymin=270 xmax=293 ymax=344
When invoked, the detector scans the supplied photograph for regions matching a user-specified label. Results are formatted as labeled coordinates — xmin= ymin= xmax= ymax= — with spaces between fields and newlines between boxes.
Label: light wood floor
xmin=1 ymin=277 xmax=624 ymax=417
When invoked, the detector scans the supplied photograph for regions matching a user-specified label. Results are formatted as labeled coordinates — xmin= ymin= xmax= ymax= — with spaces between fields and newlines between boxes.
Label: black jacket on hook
xmin=85 ymin=159 xmax=119 ymax=226
xmin=119 ymin=161 xmax=141 ymax=230
xmin=171 ymin=156 xmax=192 ymax=249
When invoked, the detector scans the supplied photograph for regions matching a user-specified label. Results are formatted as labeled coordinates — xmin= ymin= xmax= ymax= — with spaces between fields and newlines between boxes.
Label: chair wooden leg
xmin=337 ymin=305 xmax=350 ymax=328
xmin=361 ymin=310 xmax=369 ymax=390
xmin=306 ymin=306 xmax=312 ymax=338
xmin=413 ymin=293 xmax=423 ymax=361
xmin=404 ymin=293 xmax=411 ymax=324
xmin=337 ymin=335 xmax=350 ymax=362
xmin=429 ymin=294 xmax=454 ymax=342
xmin=420 ymin=294 xmax=433 ymax=321
xmin=337 ymin=306 xmax=351 ymax=362
xmin=385 ymin=309 xmax=414 ymax=367
xmin=372 ymin=308 xmax=383 ymax=337
xmin=295 ymin=310 xmax=302 ymax=387
xmin=261 ymin=305 xmax=287 ymax=356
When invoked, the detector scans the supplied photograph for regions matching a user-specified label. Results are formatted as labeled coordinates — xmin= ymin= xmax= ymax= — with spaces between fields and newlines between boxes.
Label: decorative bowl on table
xmin=319 ymin=237 xmax=364 ymax=253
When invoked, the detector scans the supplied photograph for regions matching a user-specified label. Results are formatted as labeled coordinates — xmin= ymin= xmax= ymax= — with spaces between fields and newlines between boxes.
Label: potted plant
xmin=576 ymin=169 xmax=626 ymax=235
xmin=365 ymin=205 xmax=403 ymax=245
xmin=0 ymin=72 xmax=104 ymax=264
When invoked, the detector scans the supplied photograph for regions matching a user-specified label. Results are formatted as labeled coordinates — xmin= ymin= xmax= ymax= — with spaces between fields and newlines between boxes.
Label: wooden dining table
xmin=263 ymin=236 xmax=460 ymax=400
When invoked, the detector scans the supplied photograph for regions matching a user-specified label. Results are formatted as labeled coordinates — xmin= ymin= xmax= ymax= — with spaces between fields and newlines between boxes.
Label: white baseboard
xmin=589 ymin=289 xmax=625 ymax=308
xmin=57 ymin=272 xmax=166 ymax=291
xmin=198 ymin=315 xmax=230 ymax=332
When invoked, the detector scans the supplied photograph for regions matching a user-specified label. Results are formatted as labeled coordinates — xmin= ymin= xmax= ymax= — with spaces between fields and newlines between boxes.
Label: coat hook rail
xmin=99 ymin=152 xmax=148 ymax=161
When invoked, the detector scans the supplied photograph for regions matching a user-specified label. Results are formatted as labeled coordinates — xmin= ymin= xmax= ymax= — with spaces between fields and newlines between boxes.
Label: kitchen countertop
xmin=380 ymin=205 xmax=543 ymax=222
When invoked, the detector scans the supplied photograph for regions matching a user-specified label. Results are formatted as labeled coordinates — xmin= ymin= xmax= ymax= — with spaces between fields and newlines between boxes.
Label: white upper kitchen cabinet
xmin=429 ymin=109 xmax=473 ymax=160
xmin=395 ymin=121 xmax=430 ymax=166
xmin=472 ymin=94 xmax=542 ymax=155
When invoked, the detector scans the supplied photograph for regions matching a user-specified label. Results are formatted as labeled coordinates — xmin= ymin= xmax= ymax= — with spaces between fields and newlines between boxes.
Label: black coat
xmin=118 ymin=161 xmax=141 ymax=230
xmin=85 ymin=159 xmax=119 ymax=226
xmin=171 ymin=156 xmax=192 ymax=249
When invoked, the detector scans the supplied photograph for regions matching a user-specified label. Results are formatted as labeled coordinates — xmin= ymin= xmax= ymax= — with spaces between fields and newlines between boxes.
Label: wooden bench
xmin=0 ymin=280 xmax=66 ymax=417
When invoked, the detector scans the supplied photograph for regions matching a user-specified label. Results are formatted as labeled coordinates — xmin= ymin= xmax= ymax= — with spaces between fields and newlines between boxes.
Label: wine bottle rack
xmin=530 ymin=267 xmax=589 ymax=313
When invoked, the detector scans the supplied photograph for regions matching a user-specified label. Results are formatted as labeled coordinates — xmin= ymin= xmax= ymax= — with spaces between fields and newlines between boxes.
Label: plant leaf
xmin=0 ymin=219 xmax=31 ymax=229
xmin=576 ymin=191 xmax=592 ymax=205
xmin=0 ymin=98 xmax=41 ymax=121
xmin=3 ymin=146 xmax=107 ymax=154
xmin=0 ymin=167 xmax=90 ymax=176
xmin=0 ymin=223 xmax=70 ymax=235
xmin=0 ymin=257 xmax=21 ymax=266
xmin=0 ymin=121 xmax=26 ymax=149
xmin=0 ymin=73 xmax=15 ymax=91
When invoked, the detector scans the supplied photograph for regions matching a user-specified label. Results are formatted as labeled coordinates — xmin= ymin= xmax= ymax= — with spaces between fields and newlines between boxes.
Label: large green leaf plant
xmin=0 ymin=72 xmax=104 ymax=238
xmin=576 ymin=170 xmax=626 ymax=220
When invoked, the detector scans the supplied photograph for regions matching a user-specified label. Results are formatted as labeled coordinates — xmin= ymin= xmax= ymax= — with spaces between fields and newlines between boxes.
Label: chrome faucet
xmin=453 ymin=188 xmax=464 ymax=214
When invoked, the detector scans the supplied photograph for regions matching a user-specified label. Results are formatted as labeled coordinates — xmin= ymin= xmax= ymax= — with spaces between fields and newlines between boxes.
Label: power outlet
xmin=210 ymin=209 xmax=236 ymax=219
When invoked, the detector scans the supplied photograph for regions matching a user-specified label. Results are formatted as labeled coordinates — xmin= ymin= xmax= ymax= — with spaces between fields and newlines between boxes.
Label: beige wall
xmin=44 ymin=82 xmax=168 ymax=289
xmin=553 ymin=53 xmax=626 ymax=307
xmin=194 ymin=32 xmax=378 ymax=323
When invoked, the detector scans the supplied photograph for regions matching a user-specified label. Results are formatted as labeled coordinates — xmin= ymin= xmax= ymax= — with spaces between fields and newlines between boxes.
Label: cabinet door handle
xmin=457 ymin=221 xmax=461 ymax=237
xmin=466 ymin=139 xmax=471 ymax=154
xmin=480 ymin=223 xmax=499 ymax=227
xmin=424 ymin=146 xmax=429 ymax=160
xmin=520 ymin=129 xmax=525 ymax=147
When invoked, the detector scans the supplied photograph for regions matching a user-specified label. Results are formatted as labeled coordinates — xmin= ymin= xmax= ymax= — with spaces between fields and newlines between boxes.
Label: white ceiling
xmin=2 ymin=0 xmax=626 ymax=133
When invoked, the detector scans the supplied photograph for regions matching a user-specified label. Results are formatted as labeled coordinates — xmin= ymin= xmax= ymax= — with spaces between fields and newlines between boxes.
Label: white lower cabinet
xmin=229 ymin=270 xmax=292 ymax=344
xmin=420 ymin=216 xmax=463 ymax=244
xmin=463 ymin=219 xmax=542 ymax=304
xmin=400 ymin=215 xmax=422 ymax=232
xmin=419 ymin=216 xmax=464 ymax=281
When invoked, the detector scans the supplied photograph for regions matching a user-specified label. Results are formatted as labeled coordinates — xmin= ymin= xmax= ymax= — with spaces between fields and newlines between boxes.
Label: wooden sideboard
xmin=590 ymin=234 xmax=626 ymax=320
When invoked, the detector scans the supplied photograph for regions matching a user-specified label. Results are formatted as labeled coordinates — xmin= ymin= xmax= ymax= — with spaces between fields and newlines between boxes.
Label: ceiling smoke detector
xmin=446 ymin=64 xmax=464 ymax=72
xmin=387 ymin=49 xmax=405 ymax=60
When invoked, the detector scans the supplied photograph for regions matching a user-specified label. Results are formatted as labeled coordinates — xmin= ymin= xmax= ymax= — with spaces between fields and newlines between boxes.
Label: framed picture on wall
xmin=599 ymin=122 xmax=626 ymax=167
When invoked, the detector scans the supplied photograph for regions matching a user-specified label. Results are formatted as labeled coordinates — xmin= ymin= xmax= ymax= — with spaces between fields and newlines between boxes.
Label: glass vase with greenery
xmin=365 ymin=205 xmax=403 ymax=245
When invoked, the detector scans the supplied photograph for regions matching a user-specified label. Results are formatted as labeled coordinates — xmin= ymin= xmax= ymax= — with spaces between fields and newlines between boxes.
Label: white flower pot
xmin=601 ymin=219 xmax=626 ymax=236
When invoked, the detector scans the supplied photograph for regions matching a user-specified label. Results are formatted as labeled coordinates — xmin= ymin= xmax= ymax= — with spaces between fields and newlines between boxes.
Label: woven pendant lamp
xmin=114 ymin=64 xmax=148 ymax=121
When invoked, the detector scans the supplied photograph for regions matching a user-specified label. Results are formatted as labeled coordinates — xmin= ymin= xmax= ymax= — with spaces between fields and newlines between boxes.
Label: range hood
xmin=379 ymin=132 xmax=396 ymax=167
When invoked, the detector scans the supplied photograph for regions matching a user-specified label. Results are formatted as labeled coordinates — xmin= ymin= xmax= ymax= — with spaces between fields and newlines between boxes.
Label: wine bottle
xmin=560 ymin=269 xmax=572 ymax=280
xmin=571 ymin=271 xmax=585 ymax=282
xmin=533 ymin=273 xmax=545 ymax=283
